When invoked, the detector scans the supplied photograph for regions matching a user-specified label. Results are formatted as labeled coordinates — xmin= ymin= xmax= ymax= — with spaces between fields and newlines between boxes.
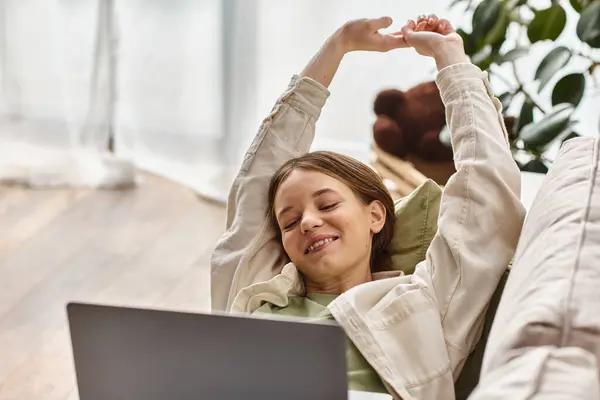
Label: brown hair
xmin=267 ymin=151 xmax=395 ymax=272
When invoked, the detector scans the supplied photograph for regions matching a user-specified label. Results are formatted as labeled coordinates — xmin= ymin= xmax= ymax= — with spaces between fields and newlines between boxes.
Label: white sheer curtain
xmin=0 ymin=0 xmax=135 ymax=189
xmin=0 ymin=0 xmax=465 ymax=200
xmin=112 ymin=0 xmax=227 ymax=200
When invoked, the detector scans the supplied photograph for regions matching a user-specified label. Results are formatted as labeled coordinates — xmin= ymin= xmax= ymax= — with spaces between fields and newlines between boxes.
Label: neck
xmin=304 ymin=267 xmax=372 ymax=295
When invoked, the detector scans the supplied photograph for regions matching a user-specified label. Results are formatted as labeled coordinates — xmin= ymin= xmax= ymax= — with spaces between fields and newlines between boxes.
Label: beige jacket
xmin=210 ymin=63 xmax=526 ymax=400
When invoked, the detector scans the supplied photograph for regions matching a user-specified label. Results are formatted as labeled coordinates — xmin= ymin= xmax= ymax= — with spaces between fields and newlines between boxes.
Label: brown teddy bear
xmin=373 ymin=81 xmax=515 ymax=185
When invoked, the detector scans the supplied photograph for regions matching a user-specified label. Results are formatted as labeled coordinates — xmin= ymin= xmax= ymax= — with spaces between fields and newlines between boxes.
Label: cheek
xmin=281 ymin=233 xmax=301 ymax=258
xmin=337 ymin=205 xmax=369 ymax=230
xmin=337 ymin=209 xmax=373 ymax=246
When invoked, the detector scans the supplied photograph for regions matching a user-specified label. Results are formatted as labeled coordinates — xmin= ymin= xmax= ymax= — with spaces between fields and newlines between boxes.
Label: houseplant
xmin=449 ymin=0 xmax=600 ymax=173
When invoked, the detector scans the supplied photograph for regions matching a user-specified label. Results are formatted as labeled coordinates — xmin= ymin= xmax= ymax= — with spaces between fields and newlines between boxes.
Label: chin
xmin=304 ymin=257 xmax=344 ymax=276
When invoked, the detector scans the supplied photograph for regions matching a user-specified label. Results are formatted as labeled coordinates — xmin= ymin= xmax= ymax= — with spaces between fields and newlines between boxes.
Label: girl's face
xmin=273 ymin=169 xmax=386 ymax=292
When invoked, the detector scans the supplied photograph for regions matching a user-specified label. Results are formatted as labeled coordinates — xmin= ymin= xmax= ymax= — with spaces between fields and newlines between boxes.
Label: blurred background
xmin=0 ymin=1 xmax=598 ymax=398
xmin=2 ymin=0 xmax=596 ymax=203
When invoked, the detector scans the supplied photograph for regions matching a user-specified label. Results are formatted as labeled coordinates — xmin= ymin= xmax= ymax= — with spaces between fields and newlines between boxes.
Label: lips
xmin=305 ymin=235 xmax=339 ymax=254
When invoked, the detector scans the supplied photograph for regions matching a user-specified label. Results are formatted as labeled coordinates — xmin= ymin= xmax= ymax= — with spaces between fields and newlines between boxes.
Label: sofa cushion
xmin=470 ymin=136 xmax=600 ymax=398
xmin=387 ymin=179 xmax=441 ymax=275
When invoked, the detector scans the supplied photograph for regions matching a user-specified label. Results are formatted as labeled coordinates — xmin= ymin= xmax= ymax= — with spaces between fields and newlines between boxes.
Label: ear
xmin=368 ymin=200 xmax=387 ymax=235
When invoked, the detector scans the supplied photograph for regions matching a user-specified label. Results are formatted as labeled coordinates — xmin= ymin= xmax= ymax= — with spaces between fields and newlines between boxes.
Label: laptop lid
xmin=67 ymin=302 xmax=348 ymax=400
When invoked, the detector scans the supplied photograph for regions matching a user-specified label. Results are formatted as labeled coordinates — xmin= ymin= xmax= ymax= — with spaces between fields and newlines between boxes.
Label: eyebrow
xmin=276 ymin=188 xmax=337 ymax=220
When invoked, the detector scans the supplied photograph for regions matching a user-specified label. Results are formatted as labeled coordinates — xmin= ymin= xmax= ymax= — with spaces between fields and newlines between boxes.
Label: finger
xmin=383 ymin=34 xmax=409 ymax=49
xmin=427 ymin=15 xmax=440 ymax=30
xmin=437 ymin=19 xmax=447 ymax=31
xmin=415 ymin=21 xmax=429 ymax=32
xmin=390 ymin=34 xmax=410 ymax=49
xmin=417 ymin=15 xmax=428 ymax=25
xmin=400 ymin=24 xmax=415 ymax=42
xmin=370 ymin=16 xmax=393 ymax=30
xmin=422 ymin=21 xmax=440 ymax=33
xmin=393 ymin=19 xmax=415 ymax=36
xmin=438 ymin=18 xmax=454 ymax=34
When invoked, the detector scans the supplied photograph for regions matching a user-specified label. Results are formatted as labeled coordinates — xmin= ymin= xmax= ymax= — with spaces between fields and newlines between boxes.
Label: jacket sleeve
xmin=210 ymin=76 xmax=330 ymax=312
xmin=420 ymin=63 xmax=526 ymax=373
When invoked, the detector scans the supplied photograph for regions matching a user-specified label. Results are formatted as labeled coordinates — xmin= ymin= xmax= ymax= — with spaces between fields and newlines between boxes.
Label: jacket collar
xmin=231 ymin=263 xmax=404 ymax=313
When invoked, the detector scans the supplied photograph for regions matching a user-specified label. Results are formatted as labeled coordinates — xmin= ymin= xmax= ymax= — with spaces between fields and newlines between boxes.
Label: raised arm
xmin=404 ymin=17 xmax=526 ymax=369
xmin=210 ymin=17 xmax=409 ymax=311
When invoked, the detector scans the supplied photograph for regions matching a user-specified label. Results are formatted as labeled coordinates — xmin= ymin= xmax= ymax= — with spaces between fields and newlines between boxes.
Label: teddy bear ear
xmin=373 ymin=115 xmax=407 ymax=158
xmin=374 ymin=89 xmax=406 ymax=116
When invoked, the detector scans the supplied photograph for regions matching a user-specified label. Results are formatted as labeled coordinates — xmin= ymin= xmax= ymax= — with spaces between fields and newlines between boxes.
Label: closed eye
xmin=283 ymin=219 xmax=299 ymax=230
xmin=320 ymin=203 xmax=339 ymax=211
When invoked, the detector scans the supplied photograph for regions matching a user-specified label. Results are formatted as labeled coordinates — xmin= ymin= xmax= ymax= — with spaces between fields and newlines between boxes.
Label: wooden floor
xmin=0 ymin=173 xmax=226 ymax=399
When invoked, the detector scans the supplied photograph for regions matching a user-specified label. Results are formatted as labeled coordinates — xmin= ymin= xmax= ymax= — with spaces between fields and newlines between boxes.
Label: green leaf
xmin=464 ymin=0 xmax=477 ymax=12
xmin=516 ymin=0 xmax=529 ymax=6
xmin=517 ymin=101 xmax=535 ymax=134
xmin=552 ymin=73 xmax=586 ymax=106
xmin=491 ymin=38 xmax=505 ymax=55
xmin=569 ymin=0 xmax=586 ymax=13
xmin=561 ymin=131 xmax=581 ymax=145
xmin=498 ymin=92 xmax=514 ymax=111
xmin=471 ymin=44 xmax=492 ymax=63
xmin=472 ymin=0 xmax=502 ymax=44
xmin=457 ymin=29 xmax=477 ymax=56
xmin=484 ymin=6 xmax=509 ymax=47
xmin=471 ymin=45 xmax=494 ymax=70
xmin=450 ymin=0 xmax=474 ymax=10
xmin=521 ymin=158 xmax=549 ymax=173
xmin=496 ymin=47 xmax=529 ymax=65
xmin=577 ymin=1 xmax=600 ymax=48
xmin=527 ymin=4 xmax=567 ymax=43
xmin=520 ymin=103 xmax=575 ymax=150
xmin=535 ymin=46 xmax=572 ymax=92
xmin=570 ymin=0 xmax=594 ymax=13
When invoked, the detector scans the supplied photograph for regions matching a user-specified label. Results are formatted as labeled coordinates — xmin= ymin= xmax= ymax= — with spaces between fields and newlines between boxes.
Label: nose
xmin=300 ymin=211 xmax=323 ymax=235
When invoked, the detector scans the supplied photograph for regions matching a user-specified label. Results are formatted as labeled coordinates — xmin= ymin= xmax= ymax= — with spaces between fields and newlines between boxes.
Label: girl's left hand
xmin=399 ymin=14 xmax=467 ymax=69
xmin=400 ymin=15 xmax=464 ymax=58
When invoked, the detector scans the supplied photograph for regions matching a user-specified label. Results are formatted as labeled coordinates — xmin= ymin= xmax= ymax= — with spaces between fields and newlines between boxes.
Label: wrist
xmin=328 ymin=28 xmax=350 ymax=55
xmin=433 ymin=46 xmax=468 ymax=70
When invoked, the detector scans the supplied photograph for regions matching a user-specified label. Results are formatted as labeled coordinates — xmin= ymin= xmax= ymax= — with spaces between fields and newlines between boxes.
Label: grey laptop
xmin=66 ymin=302 xmax=348 ymax=400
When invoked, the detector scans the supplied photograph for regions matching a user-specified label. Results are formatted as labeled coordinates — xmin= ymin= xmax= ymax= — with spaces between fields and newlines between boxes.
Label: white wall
xmin=232 ymin=0 xmax=468 ymax=164
xmin=229 ymin=0 xmax=597 ymax=168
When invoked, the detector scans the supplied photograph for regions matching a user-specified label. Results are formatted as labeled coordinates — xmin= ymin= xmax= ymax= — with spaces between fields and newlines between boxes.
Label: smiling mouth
xmin=305 ymin=237 xmax=339 ymax=254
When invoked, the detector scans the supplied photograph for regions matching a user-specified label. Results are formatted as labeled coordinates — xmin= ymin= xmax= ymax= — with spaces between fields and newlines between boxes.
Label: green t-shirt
xmin=254 ymin=294 xmax=388 ymax=394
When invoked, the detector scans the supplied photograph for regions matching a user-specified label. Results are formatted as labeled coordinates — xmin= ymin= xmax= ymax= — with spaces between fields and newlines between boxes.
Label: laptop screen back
xmin=67 ymin=303 xmax=348 ymax=400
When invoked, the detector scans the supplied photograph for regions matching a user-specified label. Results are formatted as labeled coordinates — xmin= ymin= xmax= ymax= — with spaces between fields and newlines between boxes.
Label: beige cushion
xmin=387 ymin=179 xmax=442 ymax=275
xmin=471 ymin=136 xmax=600 ymax=398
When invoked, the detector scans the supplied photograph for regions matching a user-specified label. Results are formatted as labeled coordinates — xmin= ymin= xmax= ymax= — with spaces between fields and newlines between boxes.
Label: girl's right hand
xmin=299 ymin=16 xmax=408 ymax=88
xmin=337 ymin=17 xmax=409 ymax=53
